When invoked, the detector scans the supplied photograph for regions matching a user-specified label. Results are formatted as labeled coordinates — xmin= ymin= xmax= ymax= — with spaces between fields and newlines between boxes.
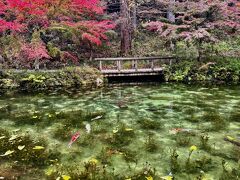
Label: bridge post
xmin=135 ymin=60 xmax=138 ymax=71
xmin=169 ymin=59 xmax=172 ymax=66
xmin=151 ymin=60 xmax=154 ymax=70
xmin=99 ymin=60 xmax=102 ymax=71
xmin=117 ymin=60 xmax=121 ymax=71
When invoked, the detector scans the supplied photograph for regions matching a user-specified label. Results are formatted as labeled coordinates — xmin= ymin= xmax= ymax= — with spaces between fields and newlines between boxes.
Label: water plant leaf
xmin=18 ymin=145 xmax=25 ymax=150
xmin=9 ymin=135 xmax=18 ymax=141
xmin=125 ymin=128 xmax=134 ymax=131
xmin=33 ymin=146 xmax=45 ymax=150
xmin=32 ymin=116 xmax=38 ymax=119
xmin=62 ymin=175 xmax=71 ymax=180
xmin=0 ymin=150 xmax=14 ymax=156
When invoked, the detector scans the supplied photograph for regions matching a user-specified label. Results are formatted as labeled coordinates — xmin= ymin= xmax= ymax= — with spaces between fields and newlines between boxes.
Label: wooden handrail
xmin=94 ymin=56 xmax=175 ymax=61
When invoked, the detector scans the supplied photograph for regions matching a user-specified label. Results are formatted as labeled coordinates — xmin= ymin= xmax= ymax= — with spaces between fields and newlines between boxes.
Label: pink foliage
xmin=145 ymin=0 xmax=240 ymax=43
xmin=61 ymin=51 xmax=79 ymax=64
xmin=18 ymin=42 xmax=50 ymax=62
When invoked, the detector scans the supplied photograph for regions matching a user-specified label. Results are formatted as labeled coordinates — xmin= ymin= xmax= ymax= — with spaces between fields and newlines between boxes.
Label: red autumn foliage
xmin=0 ymin=0 xmax=115 ymax=67
xmin=17 ymin=41 xmax=50 ymax=62
xmin=0 ymin=0 xmax=115 ymax=45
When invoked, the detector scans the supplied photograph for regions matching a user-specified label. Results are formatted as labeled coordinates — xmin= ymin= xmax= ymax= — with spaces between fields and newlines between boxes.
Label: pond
xmin=0 ymin=83 xmax=239 ymax=179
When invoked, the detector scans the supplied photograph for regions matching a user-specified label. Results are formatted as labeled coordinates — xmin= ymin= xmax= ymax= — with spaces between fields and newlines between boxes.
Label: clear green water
xmin=0 ymin=83 xmax=239 ymax=179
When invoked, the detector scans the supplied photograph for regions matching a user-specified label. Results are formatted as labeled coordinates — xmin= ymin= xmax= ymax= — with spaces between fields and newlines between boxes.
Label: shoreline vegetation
xmin=0 ymin=66 xmax=104 ymax=92
xmin=1 ymin=57 xmax=240 ymax=92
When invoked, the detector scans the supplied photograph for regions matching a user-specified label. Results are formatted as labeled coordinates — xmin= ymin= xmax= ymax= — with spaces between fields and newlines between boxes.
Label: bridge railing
xmin=94 ymin=56 xmax=176 ymax=72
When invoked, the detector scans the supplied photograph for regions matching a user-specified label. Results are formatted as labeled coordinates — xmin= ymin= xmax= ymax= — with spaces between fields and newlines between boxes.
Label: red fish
xmin=68 ymin=132 xmax=80 ymax=148
xmin=169 ymin=128 xmax=192 ymax=134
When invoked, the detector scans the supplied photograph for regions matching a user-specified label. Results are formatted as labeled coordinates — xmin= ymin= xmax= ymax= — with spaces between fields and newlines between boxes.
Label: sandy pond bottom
xmin=0 ymin=83 xmax=239 ymax=180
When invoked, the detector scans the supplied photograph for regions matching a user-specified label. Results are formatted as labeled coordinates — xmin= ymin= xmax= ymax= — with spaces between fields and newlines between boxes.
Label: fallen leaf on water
xmin=18 ymin=145 xmax=25 ymax=150
xmin=91 ymin=115 xmax=103 ymax=121
xmin=113 ymin=129 xmax=119 ymax=133
xmin=0 ymin=150 xmax=14 ymax=156
xmin=13 ymin=129 xmax=20 ymax=132
xmin=32 ymin=116 xmax=38 ymax=119
xmin=125 ymin=128 xmax=133 ymax=131
xmin=0 ymin=136 xmax=6 ymax=140
xmin=62 ymin=175 xmax=71 ymax=180
xmin=9 ymin=135 xmax=18 ymax=141
xmin=226 ymin=136 xmax=234 ymax=141
xmin=33 ymin=146 xmax=45 ymax=150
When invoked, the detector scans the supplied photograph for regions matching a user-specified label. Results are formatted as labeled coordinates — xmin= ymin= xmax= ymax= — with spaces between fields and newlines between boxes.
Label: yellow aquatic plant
xmin=62 ymin=175 xmax=71 ymax=180
xmin=190 ymin=145 xmax=197 ymax=151
xmin=146 ymin=176 xmax=153 ymax=180
xmin=161 ymin=175 xmax=173 ymax=180
xmin=89 ymin=158 xmax=98 ymax=164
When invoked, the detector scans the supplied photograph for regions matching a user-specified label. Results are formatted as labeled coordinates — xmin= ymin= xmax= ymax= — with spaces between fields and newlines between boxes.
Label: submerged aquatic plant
xmin=201 ymin=111 xmax=228 ymax=131
xmin=170 ymin=149 xmax=180 ymax=173
xmin=220 ymin=160 xmax=240 ymax=180
xmin=53 ymin=124 xmax=72 ymax=141
xmin=175 ymin=132 xmax=192 ymax=147
xmin=229 ymin=110 xmax=240 ymax=122
xmin=0 ymin=129 xmax=60 ymax=166
xmin=138 ymin=118 xmax=163 ymax=130
xmin=145 ymin=134 xmax=159 ymax=152
xmin=109 ymin=123 xmax=135 ymax=148
xmin=199 ymin=134 xmax=211 ymax=151
xmin=120 ymin=147 xmax=138 ymax=163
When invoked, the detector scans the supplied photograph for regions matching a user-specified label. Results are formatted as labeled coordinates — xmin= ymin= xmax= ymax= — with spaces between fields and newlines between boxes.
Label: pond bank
xmin=164 ymin=59 xmax=240 ymax=85
xmin=1 ymin=59 xmax=240 ymax=93
xmin=0 ymin=66 xmax=103 ymax=92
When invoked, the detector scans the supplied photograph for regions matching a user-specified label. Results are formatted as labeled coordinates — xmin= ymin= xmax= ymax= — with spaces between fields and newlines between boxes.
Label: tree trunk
xmin=132 ymin=0 xmax=137 ymax=31
xmin=120 ymin=0 xmax=132 ymax=56
xmin=34 ymin=59 xmax=40 ymax=70
xmin=167 ymin=0 xmax=176 ymax=23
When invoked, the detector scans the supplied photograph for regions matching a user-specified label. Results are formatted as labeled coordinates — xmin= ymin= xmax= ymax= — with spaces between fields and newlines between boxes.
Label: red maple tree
xmin=0 ymin=0 xmax=115 ymax=68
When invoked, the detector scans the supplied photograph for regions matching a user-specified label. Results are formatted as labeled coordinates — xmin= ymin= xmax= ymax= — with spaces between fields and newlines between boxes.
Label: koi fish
xmin=169 ymin=128 xmax=192 ymax=134
xmin=86 ymin=123 xmax=91 ymax=134
xmin=68 ymin=132 xmax=80 ymax=148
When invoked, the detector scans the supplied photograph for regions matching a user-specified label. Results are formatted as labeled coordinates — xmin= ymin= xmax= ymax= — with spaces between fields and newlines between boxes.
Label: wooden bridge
xmin=95 ymin=56 xmax=176 ymax=77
